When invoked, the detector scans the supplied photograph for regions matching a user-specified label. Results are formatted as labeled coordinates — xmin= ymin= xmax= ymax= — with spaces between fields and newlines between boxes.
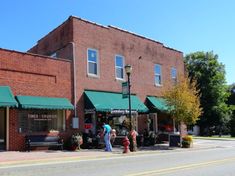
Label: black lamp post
xmin=125 ymin=64 xmax=132 ymax=131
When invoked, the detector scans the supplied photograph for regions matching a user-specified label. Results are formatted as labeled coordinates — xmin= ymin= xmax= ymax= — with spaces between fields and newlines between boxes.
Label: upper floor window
xmin=171 ymin=67 xmax=177 ymax=85
xmin=87 ymin=48 xmax=99 ymax=76
xmin=154 ymin=64 xmax=162 ymax=86
xmin=115 ymin=55 xmax=124 ymax=80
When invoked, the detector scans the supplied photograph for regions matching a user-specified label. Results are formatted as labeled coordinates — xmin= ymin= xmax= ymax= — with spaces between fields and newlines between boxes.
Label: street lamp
xmin=125 ymin=64 xmax=132 ymax=131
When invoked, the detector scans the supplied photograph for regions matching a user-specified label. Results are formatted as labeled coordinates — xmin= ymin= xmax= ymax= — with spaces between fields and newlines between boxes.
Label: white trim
xmin=171 ymin=67 xmax=177 ymax=84
xmin=171 ymin=67 xmax=177 ymax=79
xmin=63 ymin=110 xmax=66 ymax=131
xmin=115 ymin=54 xmax=125 ymax=80
xmin=87 ymin=48 xmax=99 ymax=77
xmin=6 ymin=107 xmax=9 ymax=151
xmin=154 ymin=64 xmax=162 ymax=86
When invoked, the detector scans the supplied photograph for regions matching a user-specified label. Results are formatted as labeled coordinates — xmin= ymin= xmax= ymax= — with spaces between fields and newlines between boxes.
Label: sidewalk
xmin=0 ymin=141 xmax=217 ymax=167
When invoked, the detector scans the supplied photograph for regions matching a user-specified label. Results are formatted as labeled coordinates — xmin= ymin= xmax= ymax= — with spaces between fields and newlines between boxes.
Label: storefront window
xmin=108 ymin=115 xmax=129 ymax=136
xmin=18 ymin=110 xmax=65 ymax=133
xmin=158 ymin=115 xmax=174 ymax=133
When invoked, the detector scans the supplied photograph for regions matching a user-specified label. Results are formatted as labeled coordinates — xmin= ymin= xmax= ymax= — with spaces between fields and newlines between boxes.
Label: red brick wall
xmin=28 ymin=17 xmax=74 ymax=60
xmin=0 ymin=48 xmax=74 ymax=151
xmin=28 ymin=16 xmax=185 ymax=134
xmin=71 ymin=17 xmax=184 ymax=130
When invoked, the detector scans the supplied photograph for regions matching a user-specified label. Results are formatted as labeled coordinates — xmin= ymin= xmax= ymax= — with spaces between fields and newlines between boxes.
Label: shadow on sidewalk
xmin=138 ymin=144 xmax=174 ymax=151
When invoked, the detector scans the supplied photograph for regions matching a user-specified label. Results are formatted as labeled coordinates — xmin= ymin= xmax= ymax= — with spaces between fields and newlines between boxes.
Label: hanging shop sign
xmin=84 ymin=108 xmax=96 ymax=114
xmin=111 ymin=109 xmax=137 ymax=115
xmin=122 ymin=82 xmax=129 ymax=98
xmin=28 ymin=114 xmax=57 ymax=121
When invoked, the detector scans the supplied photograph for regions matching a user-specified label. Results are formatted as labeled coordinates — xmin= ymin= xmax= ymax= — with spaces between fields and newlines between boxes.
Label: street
xmin=0 ymin=139 xmax=235 ymax=176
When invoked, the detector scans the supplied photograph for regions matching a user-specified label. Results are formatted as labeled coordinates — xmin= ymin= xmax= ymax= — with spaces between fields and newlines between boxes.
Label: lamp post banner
xmin=122 ymin=81 xmax=129 ymax=98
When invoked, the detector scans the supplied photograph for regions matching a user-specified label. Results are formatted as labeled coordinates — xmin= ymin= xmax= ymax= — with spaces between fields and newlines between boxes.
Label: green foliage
xmin=182 ymin=135 xmax=193 ymax=142
xmin=185 ymin=51 xmax=231 ymax=135
xmin=164 ymin=75 xmax=202 ymax=126
xmin=230 ymin=113 xmax=235 ymax=137
xmin=227 ymin=85 xmax=235 ymax=136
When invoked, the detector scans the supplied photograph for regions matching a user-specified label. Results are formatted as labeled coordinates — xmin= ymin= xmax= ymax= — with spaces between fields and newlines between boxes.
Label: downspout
xmin=70 ymin=42 xmax=78 ymax=126
xmin=6 ymin=107 xmax=9 ymax=151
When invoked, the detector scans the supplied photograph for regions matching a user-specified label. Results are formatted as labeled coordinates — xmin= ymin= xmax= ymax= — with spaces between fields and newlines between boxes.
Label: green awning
xmin=146 ymin=96 xmax=171 ymax=112
xmin=0 ymin=86 xmax=18 ymax=107
xmin=84 ymin=90 xmax=149 ymax=113
xmin=16 ymin=95 xmax=74 ymax=110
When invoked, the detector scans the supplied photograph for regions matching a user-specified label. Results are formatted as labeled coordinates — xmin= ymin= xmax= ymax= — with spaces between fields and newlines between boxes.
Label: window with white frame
xmin=171 ymin=67 xmax=177 ymax=85
xmin=154 ymin=64 xmax=162 ymax=86
xmin=115 ymin=55 xmax=124 ymax=80
xmin=87 ymin=49 xmax=99 ymax=76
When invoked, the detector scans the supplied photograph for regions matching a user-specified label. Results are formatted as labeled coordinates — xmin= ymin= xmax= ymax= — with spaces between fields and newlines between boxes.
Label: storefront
xmin=146 ymin=96 xmax=174 ymax=140
xmin=0 ymin=86 xmax=18 ymax=150
xmin=16 ymin=95 xmax=74 ymax=134
xmin=84 ymin=90 xmax=149 ymax=136
xmin=0 ymin=92 xmax=74 ymax=151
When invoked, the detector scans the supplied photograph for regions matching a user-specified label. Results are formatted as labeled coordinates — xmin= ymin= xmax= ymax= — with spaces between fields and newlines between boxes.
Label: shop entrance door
xmin=0 ymin=108 xmax=6 ymax=150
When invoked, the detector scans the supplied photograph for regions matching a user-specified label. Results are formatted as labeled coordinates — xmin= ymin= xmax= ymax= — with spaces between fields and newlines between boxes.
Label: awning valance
xmin=0 ymin=86 xmax=18 ymax=107
xmin=146 ymin=96 xmax=171 ymax=112
xmin=16 ymin=95 xmax=74 ymax=110
xmin=84 ymin=90 xmax=149 ymax=113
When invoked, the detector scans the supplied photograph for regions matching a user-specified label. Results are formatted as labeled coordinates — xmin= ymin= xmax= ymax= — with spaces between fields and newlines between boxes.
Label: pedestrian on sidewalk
xmin=103 ymin=122 xmax=112 ymax=152
xmin=111 ymin=129 xmax=117 ymax=146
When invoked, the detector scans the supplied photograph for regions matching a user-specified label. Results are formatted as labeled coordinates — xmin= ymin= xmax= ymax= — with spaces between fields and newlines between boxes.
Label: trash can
xmin=169 ymin=134 xmax=181 ymax=147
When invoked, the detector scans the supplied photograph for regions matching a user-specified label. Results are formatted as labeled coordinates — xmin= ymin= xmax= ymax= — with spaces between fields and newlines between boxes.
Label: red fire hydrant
xmin=123 ymin=136 xmax=130 ymax=153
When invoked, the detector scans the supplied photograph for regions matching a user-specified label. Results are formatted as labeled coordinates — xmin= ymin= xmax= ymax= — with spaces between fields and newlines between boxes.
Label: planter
xmin=182 ymin=140 xmax=191 ymax=148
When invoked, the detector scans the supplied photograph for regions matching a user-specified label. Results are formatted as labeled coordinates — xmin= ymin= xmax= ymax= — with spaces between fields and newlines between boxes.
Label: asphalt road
xmin=1 ymin=139 xmax=235 ymax=176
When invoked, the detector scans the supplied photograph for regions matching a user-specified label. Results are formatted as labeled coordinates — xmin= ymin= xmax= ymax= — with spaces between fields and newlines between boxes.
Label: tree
xmin=185 ymin=51 xmax=231 ymax=135
xmin=227 ymin=84 xmax=235 ymax=136
xmin=164 ymin=75 xmax=202 ymax=133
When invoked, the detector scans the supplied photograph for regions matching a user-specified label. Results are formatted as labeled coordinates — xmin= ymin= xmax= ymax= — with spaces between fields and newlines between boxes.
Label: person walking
xmin=103 ymin=122 xmax=112 ymax=152
xmin=110 ymin=129 xmax=117 ymax=146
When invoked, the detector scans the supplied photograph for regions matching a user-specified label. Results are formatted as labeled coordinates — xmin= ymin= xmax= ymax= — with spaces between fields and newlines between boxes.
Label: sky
xmin=0 ymin=0 xmax=234 ymax=84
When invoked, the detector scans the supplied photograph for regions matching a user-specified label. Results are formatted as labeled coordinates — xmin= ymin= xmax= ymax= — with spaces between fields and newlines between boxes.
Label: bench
xmin=25 ymin=135 xmax=63 ymax=152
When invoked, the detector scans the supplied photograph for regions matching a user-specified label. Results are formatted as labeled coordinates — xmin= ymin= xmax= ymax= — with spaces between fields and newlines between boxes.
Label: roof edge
xmin=0 ymin=47 xmax=71 ymax=63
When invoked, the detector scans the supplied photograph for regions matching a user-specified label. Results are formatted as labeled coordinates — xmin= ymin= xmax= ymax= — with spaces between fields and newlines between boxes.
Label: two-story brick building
xmin=0 ymin=16 xmax=185 ymax=151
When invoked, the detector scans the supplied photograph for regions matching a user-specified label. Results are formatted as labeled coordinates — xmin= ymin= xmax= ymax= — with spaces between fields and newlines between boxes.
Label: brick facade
xmin=29 ymin=16 xmax=184 ymax=133
xmin=1 ymin=16 xmax=185 ymax=150
xmin=0 ymin=48 xmax=74 ymax=150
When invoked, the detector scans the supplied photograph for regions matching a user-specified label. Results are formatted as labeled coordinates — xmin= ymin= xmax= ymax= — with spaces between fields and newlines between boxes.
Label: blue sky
xmin=0 ymin=0 xmax=234 ymax=84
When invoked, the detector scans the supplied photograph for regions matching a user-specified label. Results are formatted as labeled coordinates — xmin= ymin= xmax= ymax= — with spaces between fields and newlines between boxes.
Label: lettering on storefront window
xmin=28 ymin=114 xmax=57 ymax=121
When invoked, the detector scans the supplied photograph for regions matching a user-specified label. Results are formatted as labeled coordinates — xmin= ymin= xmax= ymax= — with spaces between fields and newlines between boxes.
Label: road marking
xmin=0 ymin=147 xmax=234 ymax=169
xmin=126 ymin=157 xmax=235 ymax=176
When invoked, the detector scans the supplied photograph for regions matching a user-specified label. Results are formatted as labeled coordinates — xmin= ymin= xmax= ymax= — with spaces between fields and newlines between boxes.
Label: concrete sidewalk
xmin=0 ymin=148 xmax=123 ymax=167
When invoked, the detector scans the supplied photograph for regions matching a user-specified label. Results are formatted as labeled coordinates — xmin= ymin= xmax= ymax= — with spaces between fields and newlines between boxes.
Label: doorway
xmin=0 ymin=108 xmax=6 ymax=150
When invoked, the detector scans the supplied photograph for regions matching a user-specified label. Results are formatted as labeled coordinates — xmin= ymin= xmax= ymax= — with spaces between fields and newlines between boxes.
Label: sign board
xmin=28 ymin=114 xmax=57 ymax=121
xmin=84 ymin=123 xmax=93 ymax=129
xmin=122 ymin=82 xmax=129 ymax=98
xmin=111 ymin=109 xmax=137 ymax=115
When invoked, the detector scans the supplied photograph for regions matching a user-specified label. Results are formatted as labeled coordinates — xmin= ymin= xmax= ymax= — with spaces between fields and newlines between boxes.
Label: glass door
xmin=0 ymin=108 xmax=6 ymax=150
